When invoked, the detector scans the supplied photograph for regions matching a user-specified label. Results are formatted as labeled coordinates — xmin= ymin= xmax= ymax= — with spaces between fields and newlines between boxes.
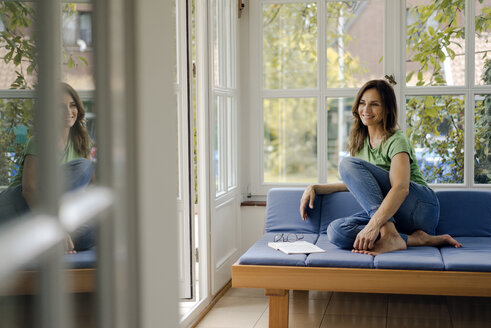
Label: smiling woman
xmin=0 ymin=83 xmax=95 ymax=252
xmin=301 ymin=79 xmax=462 ymax=256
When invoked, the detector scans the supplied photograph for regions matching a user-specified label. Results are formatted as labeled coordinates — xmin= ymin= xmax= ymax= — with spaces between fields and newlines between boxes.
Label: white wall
xmin=237 ymin=1 xmax=270 ymax=256
xmin=240 ymin=206 xmax=266 ymax=253
xmin=239 ymin=0 xmax=252 ymax=199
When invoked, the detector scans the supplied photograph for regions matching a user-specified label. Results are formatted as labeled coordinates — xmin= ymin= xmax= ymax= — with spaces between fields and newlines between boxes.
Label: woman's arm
xmin=21 ymin=155 xmax=39 ymax=209
xmin=299 ymin=182 xmax=348 ymax=220
xmin=353 ymin=152 xmax=411 ymax=250
xmin=86 ymin=155 xmax=96 ymax=184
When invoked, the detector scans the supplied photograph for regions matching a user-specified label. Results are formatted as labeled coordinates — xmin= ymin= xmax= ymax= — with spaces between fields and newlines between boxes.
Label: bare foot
xmin=408 ymin=230 xmax=462 ymax=248
xmin=352 ymin=233 xmax=407 ymax=256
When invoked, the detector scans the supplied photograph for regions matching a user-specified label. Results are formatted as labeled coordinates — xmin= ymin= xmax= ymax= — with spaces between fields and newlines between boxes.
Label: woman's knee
xmin=338 ymin=157 xmax=363 ymax=180
xmin=72 ymin=223 xmax=96 ymax=251
xmin=64 ymin=158 xmax=93 ymax=191
xmin=327 ymin=219 xmax=354 ymax=249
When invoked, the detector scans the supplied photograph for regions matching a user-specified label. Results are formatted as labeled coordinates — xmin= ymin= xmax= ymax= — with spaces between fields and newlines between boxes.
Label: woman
xmin=300 ymin=79 xmax=462 ymax=255
xmin=0 ymin=82 xmax=95 ymax=253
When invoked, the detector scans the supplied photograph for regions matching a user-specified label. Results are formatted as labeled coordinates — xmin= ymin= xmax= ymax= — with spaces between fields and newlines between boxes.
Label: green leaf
xmin=424 ymin=96 xmax=435 ymax=108
xmin=406 ymin=71 xmax=414 ymax=83
xmin=78 ymin=56 xmax=88 ymax=66
xmin=67 ymin=56 xmax=74 ymax=69
xmin=437 ymin=49 xmax=446 ymax=62
xmin=13 ymin=52 xmax=21 ymax=65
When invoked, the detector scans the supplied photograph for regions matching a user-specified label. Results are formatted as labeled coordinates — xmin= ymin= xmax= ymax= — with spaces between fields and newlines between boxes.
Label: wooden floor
xmin=196 ymin=287 xmax=491 ymax=328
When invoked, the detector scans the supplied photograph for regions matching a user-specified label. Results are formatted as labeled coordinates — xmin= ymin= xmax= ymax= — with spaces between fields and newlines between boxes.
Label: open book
xmin=268 ymin=241 xmax=325 ymax=254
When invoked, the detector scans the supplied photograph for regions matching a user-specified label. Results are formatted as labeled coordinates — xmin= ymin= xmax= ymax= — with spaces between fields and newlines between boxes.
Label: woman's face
xmin=357 ymin=88 xmax=384 ymax=128
xmin=62 ymin=92 xmax=78 ymax=129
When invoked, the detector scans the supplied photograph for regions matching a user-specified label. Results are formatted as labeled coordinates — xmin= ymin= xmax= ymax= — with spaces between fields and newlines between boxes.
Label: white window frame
xmin=247 ymin=0 xmax=491 ymax=196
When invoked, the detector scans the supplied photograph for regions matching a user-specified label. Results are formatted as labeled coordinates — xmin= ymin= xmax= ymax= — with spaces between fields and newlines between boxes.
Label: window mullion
xmin=466 ymin=90 xmax=474 ymax=187
xmin=37 ymin=1 xmax=65 ymax=327
xmin=465 ymin=0 xmax=475 ymax=187
xmin=386 ymin=0 xmax=404 ymax=129
xmin=318 ymin=0 xmax=327 ymax=183
xmin=466 ymin=0 xmax=475 ymax=88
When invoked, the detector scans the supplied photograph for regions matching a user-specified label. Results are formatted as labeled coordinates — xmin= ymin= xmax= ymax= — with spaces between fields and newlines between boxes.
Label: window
xmin=404 ymin=0 xmax=491 ymax=186
xmin=62 ymin=10 xmax=92 ymax=48
xmin=213 ymin=0 xmax=237 ymax=196
xmin=250 ymin=0 xmax=491 ymax=194
xmin=251 ymin=0 xmax=383 ymax=193
xmin=0 ymin=1 xmax=110 ymax=326
xmin=0 ymin=3 xmax=95 ymax=186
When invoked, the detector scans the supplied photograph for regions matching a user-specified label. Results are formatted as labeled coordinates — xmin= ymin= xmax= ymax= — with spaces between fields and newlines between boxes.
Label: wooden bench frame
xmin=232 ymin=263 xmax=491 ymax=328
xmin=4 ymin=268 xmax=96 ymax=295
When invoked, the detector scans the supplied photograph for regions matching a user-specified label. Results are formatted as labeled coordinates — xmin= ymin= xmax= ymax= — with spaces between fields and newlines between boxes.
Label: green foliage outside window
xmin=262 ymin=2 xmax=368 ymax=182
xmin=406 ymin=95 xmax=465 ymax=184
xmin=405 ymin=0 xmax=491 ymax=184
xmin=264 ymin=98 xmax=317 ymax=183
xmin=474 ymin=62 xmax=491 ymax=184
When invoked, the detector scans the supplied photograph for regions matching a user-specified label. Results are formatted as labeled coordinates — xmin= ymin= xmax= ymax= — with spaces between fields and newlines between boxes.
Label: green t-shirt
xmin=354 ymin=130 xmax=428 ymax=187
xmin=8 ymin=136 xmax=86 ymax=188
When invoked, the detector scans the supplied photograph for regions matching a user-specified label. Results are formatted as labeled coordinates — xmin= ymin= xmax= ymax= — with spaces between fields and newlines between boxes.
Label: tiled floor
xmin=196 ymin=288 xmax=491 ymax=328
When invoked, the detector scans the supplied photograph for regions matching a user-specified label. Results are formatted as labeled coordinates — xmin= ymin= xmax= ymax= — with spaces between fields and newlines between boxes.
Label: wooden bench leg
xmin=265 ymin=289 xmax=289 ymax=328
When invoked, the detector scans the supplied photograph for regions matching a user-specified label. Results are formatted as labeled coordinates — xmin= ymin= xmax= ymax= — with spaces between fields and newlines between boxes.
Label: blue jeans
xmin=0 ymin=158 xmax=95 ymax=250
xmin=327 ymin=157 xmax=439 ymax=249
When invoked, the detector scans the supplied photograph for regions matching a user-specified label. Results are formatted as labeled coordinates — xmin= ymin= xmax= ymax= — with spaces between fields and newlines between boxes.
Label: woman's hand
xmin=300 ymin=183 xmax=348 ymax=221
xmin=353 ymin=224 xmax=380 ymax=250
xmin=300 ymin=185 xmax=316 ymax=221
xmin=65 ymin=234 xmax=77 ymax=254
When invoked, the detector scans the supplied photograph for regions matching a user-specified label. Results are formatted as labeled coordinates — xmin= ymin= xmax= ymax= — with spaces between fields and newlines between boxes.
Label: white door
xmin=176 ymin=0 xmax=195 ymax=299
xmin=209 ymin=0 xmax=241 ymax=294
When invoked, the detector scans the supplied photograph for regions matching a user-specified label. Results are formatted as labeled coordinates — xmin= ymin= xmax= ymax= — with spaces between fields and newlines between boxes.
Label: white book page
xmin=268 ymin=241 xmax=325 ymax=254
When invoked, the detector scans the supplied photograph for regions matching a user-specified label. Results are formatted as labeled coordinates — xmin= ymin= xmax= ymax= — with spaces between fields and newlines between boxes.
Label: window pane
xmin=326 ymin=97 xmax=353 ymax=182
xmin=474 ymin=94 xmax=491 ymax=184
xmin=326 ymin=0 xmax=383 ymax=88
xmin=475 ymin=0 xmax=491 ymax=85
xmin=406 ymin=1 xmax=465 ymax=86
xmin=264 ymin=98 xmax=317 ymax=183
xmin=227 ymin=97 xmax=236 ymax=189
xmin=0 ymin=98 xmax=34 ymax=187
xmin=406 ymin=95 xmax=465 ymax=184
xmin=0 ymin=2 xmax=37 ymax=90
xmin=215 ymin=96 xmax=223 ymax=193
xmin=263 ymin=3 xmax=317 ymax=89
xmin=213 ymin=0 xmax=234 ymax=88
xmin=61 ymin=4 xmax=94 ymax=90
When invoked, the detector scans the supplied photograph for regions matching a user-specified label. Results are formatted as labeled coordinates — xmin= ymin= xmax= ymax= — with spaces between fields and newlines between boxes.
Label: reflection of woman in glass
xmin=300 ymin=79 xmax=462 ymax=255
xmin=0 ymin=82 xmax=94 ymax=253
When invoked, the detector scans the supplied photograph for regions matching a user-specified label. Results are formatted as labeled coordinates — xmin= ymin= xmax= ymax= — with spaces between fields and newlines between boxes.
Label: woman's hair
xmin=347 ymin=79 xmax=398 ymax=155
xmin=61 ymin=82 xmax=90 ymax=157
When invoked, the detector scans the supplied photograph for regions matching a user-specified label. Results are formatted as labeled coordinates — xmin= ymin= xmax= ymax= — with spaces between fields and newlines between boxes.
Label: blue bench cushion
xmin=64 ymin=248 xmax=97 ymax=269
xmin=305 ymin=235 xmax=374 ymax=268
xmin=436 ymin=190 xmax=491 ymax=237
xmin=265 ymin=188 xmax=321 ymax=234
xmin=319 ymin=192 xmax=363 ymax=234
xmin=440 ymin=237 xmax=491 ymax=272
xmin=373 ymin=246 xmax=444 ymax=270
xmin=248 ymin=189 xmax=491 ymax=272
xmin=238 ymin=233 xmax=319 ymax=266
xmin=22 ymin=247 xmax=96 ymax=270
